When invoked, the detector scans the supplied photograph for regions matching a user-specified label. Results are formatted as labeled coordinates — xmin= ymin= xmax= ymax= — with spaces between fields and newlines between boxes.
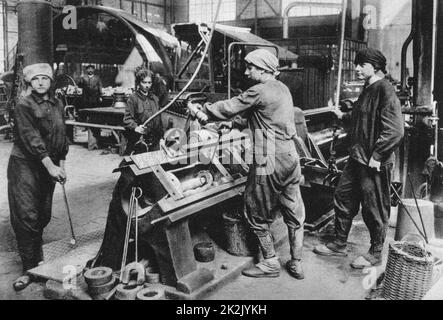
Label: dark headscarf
xmin=354 ymin=48 xmax=387 ymax=74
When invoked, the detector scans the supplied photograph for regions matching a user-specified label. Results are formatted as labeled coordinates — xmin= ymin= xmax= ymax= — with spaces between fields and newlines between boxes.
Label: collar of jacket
xmin=30 ymin=92 xmax=56 ymax=105
xmin=136 ymin=89 xmax=155 ymax=101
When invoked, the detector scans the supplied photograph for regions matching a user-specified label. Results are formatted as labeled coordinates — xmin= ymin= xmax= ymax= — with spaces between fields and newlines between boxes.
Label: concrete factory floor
xmin=0 ymin=131 xmax=440 ymax=300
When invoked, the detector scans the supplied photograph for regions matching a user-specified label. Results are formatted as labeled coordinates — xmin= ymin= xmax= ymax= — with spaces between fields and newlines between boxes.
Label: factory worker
xmin=194 ymin=49 xmax=306 ymax=279
xmin=123 ymin=67 xmax=163 ymax=154
xmin=314 ymin=48 xmax=404 ymax=268
xmin=8 ymin=63 xmax=69 ymax=291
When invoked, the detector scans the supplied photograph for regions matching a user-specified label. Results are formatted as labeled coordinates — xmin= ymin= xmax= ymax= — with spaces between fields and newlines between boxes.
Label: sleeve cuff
xmin=372 ymin=151 xmax=383 ymax=162
xmin=39 ymin=152 xmax=49 ymax=161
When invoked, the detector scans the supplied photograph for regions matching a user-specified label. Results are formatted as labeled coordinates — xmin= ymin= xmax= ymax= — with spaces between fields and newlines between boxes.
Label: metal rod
xmin=408 ymin=174 xmax=429 ymax=243
xmin=431 ymin=0 xmax=439 ymax=158
xmin=391 ymin=185 xmax=427 ymax=240
xmin=141 ymin=0 xmax=222 ymax=129
xmin=120 ymin=187 xmax=134 ymax=282
xmin=177 ymin=40 xmax=204 ymax=79
xmin=61 ymin=184 xmax=77 ymax=245
xmin=335 ymin=0 xmax=348 ymax=107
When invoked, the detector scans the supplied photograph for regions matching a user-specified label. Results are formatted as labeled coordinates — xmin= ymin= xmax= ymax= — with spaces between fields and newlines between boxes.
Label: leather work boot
xmin=242 ymin=256 xmax=280 ymax=278
xmin=286 ymin=260 xmax=305 ymax=280
xmin=351 ymin=252 xmax=382 ymax=269
xmin=313 ymin=242 xmax=348 ymax=257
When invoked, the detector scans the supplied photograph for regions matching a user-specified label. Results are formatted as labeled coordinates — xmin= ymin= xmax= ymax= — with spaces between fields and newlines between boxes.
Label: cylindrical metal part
xmin=17 ymin=0 xmax=53 ymax=68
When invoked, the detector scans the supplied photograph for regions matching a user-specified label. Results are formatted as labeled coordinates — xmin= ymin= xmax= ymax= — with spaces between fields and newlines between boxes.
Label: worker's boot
xmin=313 ymin=240 xmax=348 ymax=257
xmin=286 ymin=227 xmax=305 ymax=280
xmin=242 ymin=233 xmax=280 ymax=278
xmin=351 ymin=244 xmax=383 ymax=269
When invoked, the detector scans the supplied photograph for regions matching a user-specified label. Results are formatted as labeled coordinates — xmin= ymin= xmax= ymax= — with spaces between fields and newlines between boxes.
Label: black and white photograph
xmin=0 ymin=0 xmax=442 ymax=305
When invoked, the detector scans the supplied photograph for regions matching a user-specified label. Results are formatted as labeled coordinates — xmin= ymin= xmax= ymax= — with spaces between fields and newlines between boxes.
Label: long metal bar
xmin=177 ymin=40 xmax=204 ymax=79
xmin=141 ymin=0 xmax=222 ymax=129
xmin=61 ymin=184 xmax=77 ymax=245
xmin=391 ymin=185 xmax=427 ymax=240
xmin=431 ymin=0 xmax=439 ymax=158
xmin=408 ymin=174 xmax=429 ymax=243
xmin=3 ymin=0 xmax=9 ymax=71
xmin=335 ymin=0 xmax=348 ymax=108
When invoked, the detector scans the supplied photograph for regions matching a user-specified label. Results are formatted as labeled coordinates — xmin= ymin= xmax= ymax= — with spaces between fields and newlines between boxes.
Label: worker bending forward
xmin=197 ymin=49 xmax=305 ymax=279
xmin=314 ymin=48 xmax=404 ymax=268
xmin=8 ymin=63 xmax=69 ymax=290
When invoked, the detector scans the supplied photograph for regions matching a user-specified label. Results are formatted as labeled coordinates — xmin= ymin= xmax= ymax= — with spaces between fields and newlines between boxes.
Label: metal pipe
xmin=400 ymin=32 xmax=413 ymax=91
xmin=335 ymin=0 xmax=348 ymax=108
xmin=431 ymin=0 xmax=438 ymax=158
xmin=283 ymin=2 xmax=343 ymax=39
xmin=2 ymin=1 xmax=9 ymax=71
xmin=177 ymin=40 xmax=204 ymax=79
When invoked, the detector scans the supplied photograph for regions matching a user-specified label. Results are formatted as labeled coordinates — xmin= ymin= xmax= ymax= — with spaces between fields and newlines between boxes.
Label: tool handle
xmin=61 ymin=184 xmax=76 ymax=242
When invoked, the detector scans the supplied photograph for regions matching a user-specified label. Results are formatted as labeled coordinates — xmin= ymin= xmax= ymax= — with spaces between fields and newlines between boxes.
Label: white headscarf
xmin=245 ymin=49 xmax=280 ymax=76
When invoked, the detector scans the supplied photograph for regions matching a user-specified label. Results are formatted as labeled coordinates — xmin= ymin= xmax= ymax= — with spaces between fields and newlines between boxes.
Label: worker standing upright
xmin=314 ymin=48 xmax=405 ymax=268
xmin=8 ymin=63 xmax=69 ymax=291
xmin=78 ymin=64 xmax=103 ymax=109
xmin=195 ymin=49 xmax=306 ymax=279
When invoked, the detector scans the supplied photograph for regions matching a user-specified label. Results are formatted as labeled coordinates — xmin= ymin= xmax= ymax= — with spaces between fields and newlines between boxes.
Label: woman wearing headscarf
xmin=194 ymin=49 xmax=306 ymax=280
xmin=8 ymin=63 xmax=69 ymax=291
xmin=123 ymin=67 xmax=163 ymax=154
xmin=314 ymin=48 xmax=404 ymax=268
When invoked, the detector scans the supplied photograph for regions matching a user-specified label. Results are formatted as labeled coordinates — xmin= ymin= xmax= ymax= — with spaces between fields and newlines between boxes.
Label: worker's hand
xmin=219 ymin=121 xmax=232 ymax=129
xmin=135 ymin=125 xmax=147 ymax=135
xmin=48 ymin=165 xmax=67 ymax=183
xmin=195 ymin=110 xmax=209 ymax=124
xmin=369 ymin=157 xmax=381 ymax=172
xmin=332 ymin=104 xmax=345 ymax=120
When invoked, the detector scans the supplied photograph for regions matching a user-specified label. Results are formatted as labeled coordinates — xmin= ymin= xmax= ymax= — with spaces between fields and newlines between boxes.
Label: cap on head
xmin=354 ymin=48 xmax=387 ymax=73
xmin=23 ymin=63 xmax=53 ymax=82
xmin=86 ymin=64 xmax=95 ymax=70
xmin=245 ymin=49 xmax=280 ymax=76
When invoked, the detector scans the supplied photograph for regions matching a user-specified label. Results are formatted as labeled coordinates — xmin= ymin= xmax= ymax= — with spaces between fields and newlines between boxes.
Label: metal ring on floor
xmin=115 ymin=284 xmax=143 ymax=300
xmin=84 ymin=267 xmax=113 ymax=287
xmin=136 ymin=287 xmax=165 ymax=300
xmin=88 ymin=276 xmax=117 ymax=296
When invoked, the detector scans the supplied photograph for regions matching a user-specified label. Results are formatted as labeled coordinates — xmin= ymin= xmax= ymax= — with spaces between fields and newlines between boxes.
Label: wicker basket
xmin=382 ymin=236 xmax=434 ymax=300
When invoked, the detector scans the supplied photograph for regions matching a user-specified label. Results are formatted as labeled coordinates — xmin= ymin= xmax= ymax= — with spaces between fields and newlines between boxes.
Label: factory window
xmin=189 ymin=0 xmax=236 ymax=22
xmin=282 ymin=0 xmax=343 ymax=17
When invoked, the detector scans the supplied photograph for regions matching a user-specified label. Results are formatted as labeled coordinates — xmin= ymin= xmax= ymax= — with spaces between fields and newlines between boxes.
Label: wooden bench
xmin=65 ymin=120 xmax=127 ymax=156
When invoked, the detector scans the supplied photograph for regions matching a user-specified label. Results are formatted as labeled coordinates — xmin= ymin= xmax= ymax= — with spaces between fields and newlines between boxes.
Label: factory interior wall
xmin=365 ymin=0 xmax=413 ymax=81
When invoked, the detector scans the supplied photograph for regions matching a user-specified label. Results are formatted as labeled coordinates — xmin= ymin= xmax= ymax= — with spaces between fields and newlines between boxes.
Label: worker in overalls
xmin=195 ymin=49 xmax=306 ymax=279
xmin=8 ymin=63 xmax=69 ymax=291
xmin=123 ymin=67 xmax=163 ymax=155
xmin=314 ymin=48 xmax=404 ymax=268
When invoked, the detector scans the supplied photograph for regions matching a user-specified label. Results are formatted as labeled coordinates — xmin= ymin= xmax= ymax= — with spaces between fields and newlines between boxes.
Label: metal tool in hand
xmin=61 ymin=182 xmax=77 ymax=246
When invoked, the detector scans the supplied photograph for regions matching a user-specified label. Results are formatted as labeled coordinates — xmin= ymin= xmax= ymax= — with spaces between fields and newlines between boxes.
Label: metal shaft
xmin=391 ymin=185 xmax=427 ymax=240
xmin=407 ymin=174 xmax=429 ymax=243
xmin=62 ymin=184 xmax=77 ymax=244
xmin=120 ymin=188 xmax=134 ymax=281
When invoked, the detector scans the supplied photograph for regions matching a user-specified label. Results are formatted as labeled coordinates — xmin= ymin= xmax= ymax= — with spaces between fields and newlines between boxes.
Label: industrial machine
xmin=94 ymin=117 xmax=250 ymax=293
